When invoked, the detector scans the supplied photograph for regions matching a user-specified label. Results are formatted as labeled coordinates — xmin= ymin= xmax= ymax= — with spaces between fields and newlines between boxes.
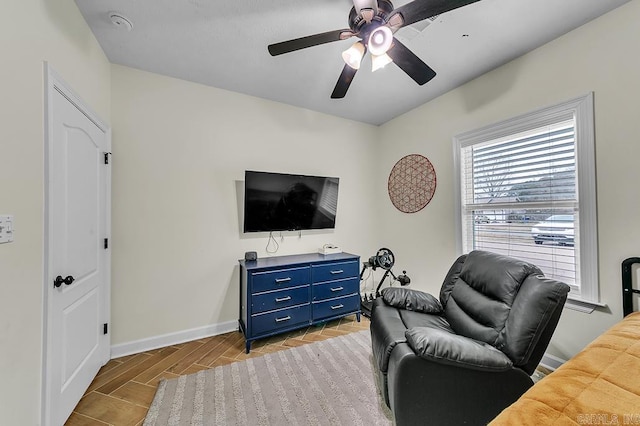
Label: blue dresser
xmin=239 ymin=252 xmax=361 ymax=353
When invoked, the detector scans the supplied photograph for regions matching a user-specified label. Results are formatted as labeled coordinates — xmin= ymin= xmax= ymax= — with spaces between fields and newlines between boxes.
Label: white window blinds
xmin=460 ymin=121 xmax=580 ymax=290
xmin=454 ymin=94 xmax=598 ymax=307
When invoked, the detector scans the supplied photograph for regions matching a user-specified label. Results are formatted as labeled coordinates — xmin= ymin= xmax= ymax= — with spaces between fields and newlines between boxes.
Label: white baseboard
xmin=110 ymin=320 xmax=239 ymax=359
xmin=539 ymin=352 xmax=567 ymax=371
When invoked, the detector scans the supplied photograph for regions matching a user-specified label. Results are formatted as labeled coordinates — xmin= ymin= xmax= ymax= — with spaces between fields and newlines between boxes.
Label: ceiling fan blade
xmin=268 ymin=29 xmax=354 ymax=56
xmin=331 ymin=64 xmax=359 ymax=99
xmin=387 ymin=39 xmax=436 ymax=85
xmin=388 ymin=0 xmax=480 ymax=28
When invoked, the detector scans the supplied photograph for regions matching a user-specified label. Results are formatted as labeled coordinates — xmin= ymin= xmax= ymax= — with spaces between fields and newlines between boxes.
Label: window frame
xmin=453 ymin=93 xmax=600 ymax=310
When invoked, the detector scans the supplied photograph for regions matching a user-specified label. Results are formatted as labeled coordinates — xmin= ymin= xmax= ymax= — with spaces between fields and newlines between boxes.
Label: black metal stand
xmin=360 ymin=262 xmax=410 ymax=318
xmin=361 ymin=299 xmax=374 ymax=318
xmin=622 ymin=257 xmax=640 ymax=317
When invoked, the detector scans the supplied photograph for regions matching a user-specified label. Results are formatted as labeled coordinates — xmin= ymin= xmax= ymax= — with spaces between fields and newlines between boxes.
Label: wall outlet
xmin=0 ymin=215 xmax=14 ymax=244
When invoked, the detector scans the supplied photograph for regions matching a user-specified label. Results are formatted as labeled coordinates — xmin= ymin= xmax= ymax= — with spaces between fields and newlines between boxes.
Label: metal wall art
xmin=388 ymin=154 xmax=437 ymax=213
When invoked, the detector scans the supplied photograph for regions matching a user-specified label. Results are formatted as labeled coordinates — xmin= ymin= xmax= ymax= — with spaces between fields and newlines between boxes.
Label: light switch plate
xmin=0 ymin=215 xmax=14 ymax=243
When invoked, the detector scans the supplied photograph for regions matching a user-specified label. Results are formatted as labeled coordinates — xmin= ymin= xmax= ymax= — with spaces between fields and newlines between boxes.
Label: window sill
xmin=565 ymin=297 xmax=607 ymax=314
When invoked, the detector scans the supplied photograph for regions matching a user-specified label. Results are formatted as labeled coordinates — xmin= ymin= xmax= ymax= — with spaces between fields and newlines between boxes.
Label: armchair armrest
xmin=381 ymin=287 xmax=443 ymax=314
xmin=406 ymin=327 xmax=513 ymax=371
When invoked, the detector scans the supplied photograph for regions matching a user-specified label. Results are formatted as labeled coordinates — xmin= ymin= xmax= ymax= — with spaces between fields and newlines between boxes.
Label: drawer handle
xmin=275 ymin=315 xmax=291 ymax=323
xmin=330 ymin=287 xmax=344 ymax=292
xmin=330 ymin=270 xmax=344 ymax=275
xmin=330 ymin=304 xmax=344 ymax=310
xmin=275 ymin=296 xmax=292 ymax=302
xmin=275 ymin=277 xmax=292 ymax=283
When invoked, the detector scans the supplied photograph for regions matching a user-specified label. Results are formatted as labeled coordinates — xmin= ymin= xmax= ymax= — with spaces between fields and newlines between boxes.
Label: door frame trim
xmin=41 ymin=62 xmax=112 ymax=425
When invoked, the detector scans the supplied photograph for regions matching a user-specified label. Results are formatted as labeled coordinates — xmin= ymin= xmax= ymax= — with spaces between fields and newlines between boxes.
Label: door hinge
xmin=103 ymin=323 xmax=108 ymax=335
xmin=104 ymin=152 xmax=111 ymax=165
xmin=104 ymin=238 xmax=109 ymax=249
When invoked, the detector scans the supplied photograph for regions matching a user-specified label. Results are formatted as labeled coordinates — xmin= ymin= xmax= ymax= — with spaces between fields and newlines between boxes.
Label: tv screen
xmin=243 ymin=171 xmax=339 ymax=233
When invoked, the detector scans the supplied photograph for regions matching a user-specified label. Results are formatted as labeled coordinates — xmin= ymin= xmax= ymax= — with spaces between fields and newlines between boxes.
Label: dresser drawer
xmin=251 ymin=304 xmax=310 ymax=336
xmin=252 ymin=285 xmax=310 ymax=314
xmin=312 ymin=294 xmax=360 ymax=321
xmin=251 ymin=266 xmax=310 ymax=293
xmin=312 ymin=278 xmax=359 ymax=302
xmin=312 ymin=260 xmax=359 ymax=284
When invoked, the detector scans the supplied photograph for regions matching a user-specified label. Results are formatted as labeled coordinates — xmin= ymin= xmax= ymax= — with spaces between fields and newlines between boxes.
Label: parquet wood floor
xmin=65 ymin=315 xmax=370 ymax=425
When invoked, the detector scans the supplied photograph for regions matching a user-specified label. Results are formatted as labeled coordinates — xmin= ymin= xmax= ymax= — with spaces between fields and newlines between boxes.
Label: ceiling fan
xmin=268 ymin=0 xmax=480 ymax=99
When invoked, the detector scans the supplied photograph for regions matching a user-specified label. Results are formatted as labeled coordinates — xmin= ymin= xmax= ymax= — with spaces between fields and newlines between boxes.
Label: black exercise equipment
xmin=360 ymin=248 xmax=410 ymax=317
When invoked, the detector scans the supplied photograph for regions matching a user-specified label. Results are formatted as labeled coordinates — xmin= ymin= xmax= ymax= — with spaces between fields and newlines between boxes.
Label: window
xmin=453 ymin=93 xmax=599 ymax=309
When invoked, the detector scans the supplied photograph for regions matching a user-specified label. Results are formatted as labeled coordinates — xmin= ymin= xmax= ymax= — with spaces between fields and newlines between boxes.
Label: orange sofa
xmin=490 ymin=312 xmax=640 ymax=425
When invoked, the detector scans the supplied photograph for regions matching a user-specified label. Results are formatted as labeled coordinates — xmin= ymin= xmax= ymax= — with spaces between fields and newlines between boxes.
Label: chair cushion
xmin=406 ymin=326 xmax=514 ymax=371
xmin=444 ymin=251 xmax=542 ymax=346
xmin=381 ymin=287 xmax=443 ymax=314
xmin=371 ymin=293 xmax=454 ymax=374
xmin=399 ymin=309 xmax=454 ymax=333
xmin=458 ymin=251 xmax=542 ymax=305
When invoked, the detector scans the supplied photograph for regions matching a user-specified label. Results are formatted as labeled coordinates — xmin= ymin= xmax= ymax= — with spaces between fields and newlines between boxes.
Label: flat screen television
xmin=243 ymin=170 xmax=339 ymax=233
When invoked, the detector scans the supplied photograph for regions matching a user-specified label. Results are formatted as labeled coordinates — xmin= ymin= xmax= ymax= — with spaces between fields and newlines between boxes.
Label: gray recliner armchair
xmin=370 ymin=250 xmax=570 ymax=425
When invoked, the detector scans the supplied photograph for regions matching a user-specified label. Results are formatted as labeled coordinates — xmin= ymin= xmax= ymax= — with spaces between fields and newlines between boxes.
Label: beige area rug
xmin=143 ymin=330 xmax=393 ymax=425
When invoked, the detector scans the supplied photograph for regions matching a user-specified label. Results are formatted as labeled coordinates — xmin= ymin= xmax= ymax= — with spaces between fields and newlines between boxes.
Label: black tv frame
xmin=243 ymin=170 xmax=339 ymax=233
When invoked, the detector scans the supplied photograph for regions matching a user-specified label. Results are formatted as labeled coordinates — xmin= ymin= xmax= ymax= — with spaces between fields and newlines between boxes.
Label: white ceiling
xmin=75 ymin=0 xmax=630 ymax=125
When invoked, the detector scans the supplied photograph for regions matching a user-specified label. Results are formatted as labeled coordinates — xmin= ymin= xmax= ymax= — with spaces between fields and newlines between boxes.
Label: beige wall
xmin=110 ymin=65 xmax=380 ymax=345
xmin=377 ymin=0 xmax=640 ymax=360
xmin=2 ymin=0 xmax=638 ymax=423
xmin=0 ymin=0 xmax=111 ymax=424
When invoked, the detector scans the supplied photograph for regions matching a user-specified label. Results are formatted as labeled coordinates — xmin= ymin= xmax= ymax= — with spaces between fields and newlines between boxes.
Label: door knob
xmin=54 ymin=275 xmax=75 ymax=288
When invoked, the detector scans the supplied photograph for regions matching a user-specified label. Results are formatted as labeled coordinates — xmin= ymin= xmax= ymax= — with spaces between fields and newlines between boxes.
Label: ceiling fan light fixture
xmin=387 ymin=13 xmax=404 ymax=30
xmin=342 ymin=41 xmax=365 ymax=69
xmin=368 ymin=26 xmax=393 ymax=56
xmin=353 ymin=0 xmax=378 ymax=18
xmin=371 ymin=53 xmax=393 ymax=72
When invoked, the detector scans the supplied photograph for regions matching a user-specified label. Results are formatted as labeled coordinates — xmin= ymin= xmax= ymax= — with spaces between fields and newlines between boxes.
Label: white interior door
xmin=43 ymin=66 xmax=111 ymax=426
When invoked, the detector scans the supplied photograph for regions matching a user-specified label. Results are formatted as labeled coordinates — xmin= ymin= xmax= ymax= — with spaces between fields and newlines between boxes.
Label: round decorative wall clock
xmin=387 ymin=154 xmax=437 ymax=213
